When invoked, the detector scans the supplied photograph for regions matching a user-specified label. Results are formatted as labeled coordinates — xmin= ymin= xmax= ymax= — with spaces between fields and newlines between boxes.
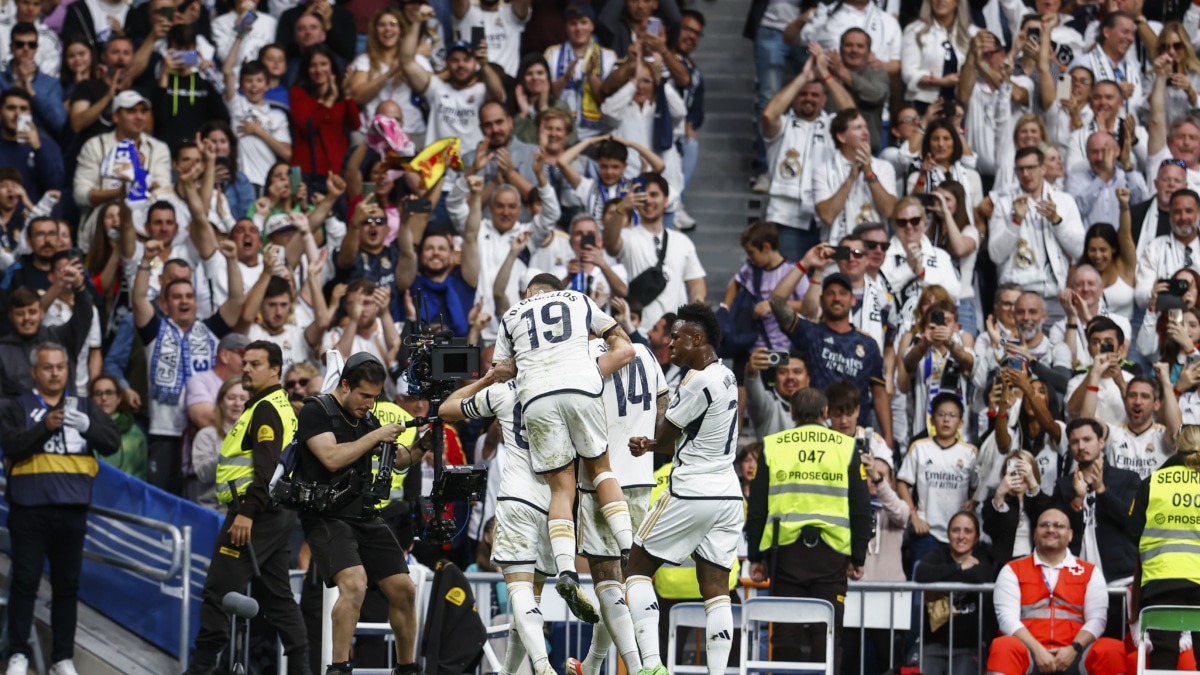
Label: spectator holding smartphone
xmin=151 ymin=25 xmax=229 ymax=152
xmin=1135 ymin=269 xmax=1200 ymax=360
xmin=1065 ymin=318 xmax=1135 ymax=423
xmin=1053 ymin=264 xmax=1134 ymax=369
xmin=982 ymin=449 xmax=1053 ymax=566
xmin=898 ymin=299 xmax=975 ymax=439
xmin=744 ymin=347 xmax=811 ymax=437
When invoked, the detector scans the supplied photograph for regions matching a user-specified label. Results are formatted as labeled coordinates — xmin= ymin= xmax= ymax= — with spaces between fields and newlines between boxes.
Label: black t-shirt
xmin=295 ymin=394 xmax=379 ymax=521
xmin=70 ymin=79 xmax=117 ymax=145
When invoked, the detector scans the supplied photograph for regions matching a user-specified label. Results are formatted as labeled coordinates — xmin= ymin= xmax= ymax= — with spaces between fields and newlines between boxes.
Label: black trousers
xmin=194 ymin=508 xmax=308 ymax=656
xmin=1140 ymin=581 xmax=1200 ymax=670
xmin=147 ymin=434 xmax=183 ymax=496
xmin=770 ymin=539 xmax=848 ymax=674
xmin=6 ymin=504 xmax=89 ymax=663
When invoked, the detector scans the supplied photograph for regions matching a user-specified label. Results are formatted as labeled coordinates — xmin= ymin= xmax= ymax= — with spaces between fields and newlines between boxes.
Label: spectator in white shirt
xmin=900 ymin=0 xmax=978 ymax=106
xmin=1065 ymin=131 xmax=1149 ymax=228
xmin=452 ymin=0 xmax=531 ymax=78
xmin=224 ymin=62 xmax=292 ymax=192
xmin=599 ymin=45 xmax=687 ymax=195
xmin=401 ymin=5 xmax=506 ymax=153
xmin=1072 ymin=11 xmax=1143 ymax=114
xmin=1063 ymin=82 xmax=1146 ymax=178
xmin=882 ymin=196 xmax=961 ymax=310
xmin=1140 ymin=24 xmax=1200 ymax=127
xmin=988 ymin=146 xmax=1085 ymax=323
xmin=545 ymin=3 xmax=618 ymax=141
xmin=1146 ymin=53 xmax=1200 ymax=193
xmin=212 ymin=0 xmax=278 ymax=86
xmin=813 ymin=108 xmax=897 ymax=245
xmin=1065 ymin=318 xmax=1135 ymax=423
xmin=348 ymin=8 xmax=429 ymax=144
xmin=799 ymin=0 xmax=901 ymax=76
xmin=1136 ymin=189 xmax=1200 ymax=308
xmin=1052 ymin=264 xmax=1133 ymax=368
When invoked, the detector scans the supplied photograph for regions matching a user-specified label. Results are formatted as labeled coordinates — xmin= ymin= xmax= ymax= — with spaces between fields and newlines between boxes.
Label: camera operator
xmin=294 ymin=352 xmax=431 ymax=675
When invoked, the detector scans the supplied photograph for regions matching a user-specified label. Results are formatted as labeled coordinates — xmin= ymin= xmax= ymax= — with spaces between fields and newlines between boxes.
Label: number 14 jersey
xmin=494 ymin=289 xmax=618 ymax=406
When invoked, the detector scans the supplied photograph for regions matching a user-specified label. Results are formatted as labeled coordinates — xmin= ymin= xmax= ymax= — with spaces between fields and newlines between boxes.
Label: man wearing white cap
xmin=72 ymin=89 xmax=171 ymax=244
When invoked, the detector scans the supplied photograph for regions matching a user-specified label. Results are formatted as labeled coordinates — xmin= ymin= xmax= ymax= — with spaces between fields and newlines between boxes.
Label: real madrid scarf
xmin=150 ymin=318 xmax=216 ymax=405
xmin=556 ymin=40 xmax=603 ymax=129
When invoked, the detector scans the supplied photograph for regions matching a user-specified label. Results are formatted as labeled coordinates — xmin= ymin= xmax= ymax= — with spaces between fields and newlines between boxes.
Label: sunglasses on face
xmin=12 ymin=40 xmax=36 ymax=49
xmin=862 ymin=240 xmax=886 ymax=251
xmin=1160 ymin=42 xmax=1185 ymax=53
xmin=895 ymin=216 xmax=923 ymax=228
xmin=846 ymin=248 xmax=866 ymax=258
xmin=286 ymin=378 xmax=310 ymax=388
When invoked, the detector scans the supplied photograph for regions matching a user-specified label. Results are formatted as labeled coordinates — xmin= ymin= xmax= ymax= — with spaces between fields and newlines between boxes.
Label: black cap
xmin=822 ymin=272 xmax=854 ymax=292
xmin=564 ymin=2 xmax=595 ymax=21
xmin=345 ymin=352 xmax=383 ymax=375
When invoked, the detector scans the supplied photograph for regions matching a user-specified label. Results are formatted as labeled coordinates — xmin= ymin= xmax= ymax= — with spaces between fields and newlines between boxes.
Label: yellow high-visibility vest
xmin=216 ymin=389 xmax=297 ymax=505
xmin=759 ymin=424 xmax=855 ymax=556
xmin=1139 ymin=464 xmax=1200 ymax=585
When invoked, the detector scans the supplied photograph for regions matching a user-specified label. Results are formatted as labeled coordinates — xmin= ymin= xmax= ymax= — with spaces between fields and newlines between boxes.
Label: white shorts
xmin=490 ymin=499 xmax=554 ymax=576
xmin=579 ymin=487 xmax=652 ymax=559
xmin=524 ymin=392 xmax=608 ymax=474
xmin=635 ymin=493 xmax=744 ymax=572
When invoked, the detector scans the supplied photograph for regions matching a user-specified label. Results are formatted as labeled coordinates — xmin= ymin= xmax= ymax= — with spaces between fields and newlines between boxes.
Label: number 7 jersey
xmin=493 ymin=289 xmax=619 ymax=406
xmin=665 ymin=362 xmax=742 ymax=500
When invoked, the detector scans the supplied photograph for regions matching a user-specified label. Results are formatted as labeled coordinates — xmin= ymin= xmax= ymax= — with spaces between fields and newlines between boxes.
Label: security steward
xmin=1131 ymin=424 xmax=1200 ymax=671
xmin=186 ymin=341 xmax=311 ymax=675
xmin=0 ymin=342 xmax=120 ymax=675
xmin=746 ymin=387 xmax=872 ymax=673
xmin=294 ymin=352 xmax=432 ymax=675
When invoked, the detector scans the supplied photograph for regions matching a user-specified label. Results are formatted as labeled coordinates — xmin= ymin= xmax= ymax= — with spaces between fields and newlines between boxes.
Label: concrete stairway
xmin=682 ymin=0 xmax=761 ymax=299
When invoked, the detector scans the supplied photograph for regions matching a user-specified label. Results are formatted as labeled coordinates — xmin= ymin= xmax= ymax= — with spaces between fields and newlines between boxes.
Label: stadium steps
xmin=0 ymin=557 xmax=179 ymax=675
xmin=683 ymin=0 xmax=762 ymax=298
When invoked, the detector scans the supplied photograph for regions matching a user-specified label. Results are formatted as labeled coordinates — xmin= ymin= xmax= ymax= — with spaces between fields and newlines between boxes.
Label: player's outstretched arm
xmin=601 ymin=326 xmax=636 ymax=371
xmin=438 ymin=370 xmax=497 ymax=422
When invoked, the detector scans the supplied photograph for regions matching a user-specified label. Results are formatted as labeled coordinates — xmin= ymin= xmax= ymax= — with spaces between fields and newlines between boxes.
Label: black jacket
xmin=0 ymin=287 xmax=94 ymax=397
xmin=913 ymin=544 xmax=997 ymax=647
xmin=1053 ymin=461 xmax=1142 ymax=580
xmin=981 ymin=488 xmax=1053 ymax=569
xmin=1129 ymin=197 xmax=1170 ymax=248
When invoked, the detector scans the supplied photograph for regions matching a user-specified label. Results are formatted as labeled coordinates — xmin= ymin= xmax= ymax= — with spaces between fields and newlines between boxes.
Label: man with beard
xmin=1009 ymin=291 xmax=1075 ymax=397
xmin=1136 ymin=189 xmax=1200 ymax=307
xmin=451 ymin=0 xmax=530 ymax=78
xmin=1081 ymin=366 xmax=1181 ymax=480
xmin=0 ymin=89 xmax=63 ymax=203
xmin=1129 ymin=160 xmax=1187 ymax=260
xmin=462 ymin=102 xmax=540 ymax=211
xmin=987 ymin=504 xmax=1126 ymax=675
xmin=988 ymin=147 xmax=1085 ymax=324
xmin=770 ymin=260 xmax=893 ymax=448
xmin=408 ymin=225 xmax=479 ymax=338
xmin=402 ymin=5 xmax=505 ymax=151
xmin=1053 ymin=418 xmax=1142 ymax=586
xmin=760 ymin=50 xmax=836 ymax=262
xmin=1 ymin=216 xmax=66 ymax=294
xmin=744 ymin=346 xmax=810 ymax=437
xmin=800 ymin=236 xmax=890 ymax=353
xmin=185 ymin=341 xmax=312 ymax=675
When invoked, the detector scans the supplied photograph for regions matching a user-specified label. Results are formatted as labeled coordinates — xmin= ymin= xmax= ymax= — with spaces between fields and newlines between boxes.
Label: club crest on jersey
xmin=855 ymin=344 xmax=865 ymax=357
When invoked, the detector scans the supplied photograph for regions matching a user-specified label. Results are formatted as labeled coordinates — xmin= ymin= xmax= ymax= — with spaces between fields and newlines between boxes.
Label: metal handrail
xmin=77 ymin=504 xmax=194 ymax=671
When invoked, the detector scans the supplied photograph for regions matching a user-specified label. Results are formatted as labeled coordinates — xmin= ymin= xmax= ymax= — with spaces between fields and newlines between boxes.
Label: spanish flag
xmin=405 ymin=138 xmax=464 ymax=189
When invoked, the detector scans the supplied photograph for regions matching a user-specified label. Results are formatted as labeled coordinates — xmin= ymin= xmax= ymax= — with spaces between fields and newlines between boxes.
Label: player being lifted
xmin=567 ymin=337 xmax=670 ymax=675
xmin=492 ymin=273 xmax=636 ymax=622
xmin=625 ymin=304 xmax=744 ymax=675
xmin=440 ymin=322 xmax=638 ymax=675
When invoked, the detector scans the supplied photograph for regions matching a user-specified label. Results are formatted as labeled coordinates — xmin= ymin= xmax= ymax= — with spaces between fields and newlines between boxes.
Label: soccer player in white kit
xmin=492 ymin=273 xmax=636 ymax=622
xmin=568 ymin=340 xmax=669 ymax=675
xmin=626 ymin=304 xmax=744 ymax=675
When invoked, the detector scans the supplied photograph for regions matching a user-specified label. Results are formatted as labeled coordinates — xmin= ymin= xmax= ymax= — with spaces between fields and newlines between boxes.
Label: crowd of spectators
xmin=2 ymin=0 xmax=1200 ymax=669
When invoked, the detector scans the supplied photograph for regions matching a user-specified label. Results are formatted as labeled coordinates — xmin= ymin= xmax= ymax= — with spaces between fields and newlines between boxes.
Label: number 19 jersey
xmin=665 ymin=362 xmax=742 ymax=500
xmin=493 ymin=289 xmax=619 ymax=406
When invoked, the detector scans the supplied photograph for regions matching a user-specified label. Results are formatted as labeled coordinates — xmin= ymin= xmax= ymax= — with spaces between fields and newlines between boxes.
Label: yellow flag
xmin=405 ymin=138 xmax=464 ymax=189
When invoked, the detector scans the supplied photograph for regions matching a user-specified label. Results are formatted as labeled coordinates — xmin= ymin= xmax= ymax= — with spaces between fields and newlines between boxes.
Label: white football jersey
xmin=461 ymin=380 xmax=550 ymax=511
xmin=585 ymin=340 xmax=666 ymax=491
xmin=664 ymin=362 xmax=742 ymax=500
xmin=493 ymin=289 xmax=618 ymax=406
xmin=1105 ymin=423 xmax=1174 ymax=479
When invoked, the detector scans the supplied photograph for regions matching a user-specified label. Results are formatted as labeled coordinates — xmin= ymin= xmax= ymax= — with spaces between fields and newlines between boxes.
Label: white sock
xmin=596 ymin=579 xmax=643 ymax=674
xmin=625 ymin=575 xmax=661 ymax=668
xmin=600 ymin=500 xmax=634 ymax=552
xmin=501 ymin=623 xmax=527 ymax=675
xmin=704 ymin=595 xmax=734 ymax=675
xmin=508 ymin=581 xmax=549 ymax=671
xmin=581 ymin=620 xmax=613 ymax=675
xmin=549 ymin=519 xmax=578 ymax=576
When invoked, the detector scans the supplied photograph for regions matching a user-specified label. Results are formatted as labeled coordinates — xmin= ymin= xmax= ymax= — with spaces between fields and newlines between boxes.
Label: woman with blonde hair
xmin=901 ymin=0 xmax=978 ymax=107
xmin=1133 ymin=423 xmax=1200 ymax=671
xmin=1141 ymin=22 xmax=1200 ymax=124
xmin=188 ymin=377 xmax=248 ymax=511
xmin=348 ymin=8 xmax=427 ymax=143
